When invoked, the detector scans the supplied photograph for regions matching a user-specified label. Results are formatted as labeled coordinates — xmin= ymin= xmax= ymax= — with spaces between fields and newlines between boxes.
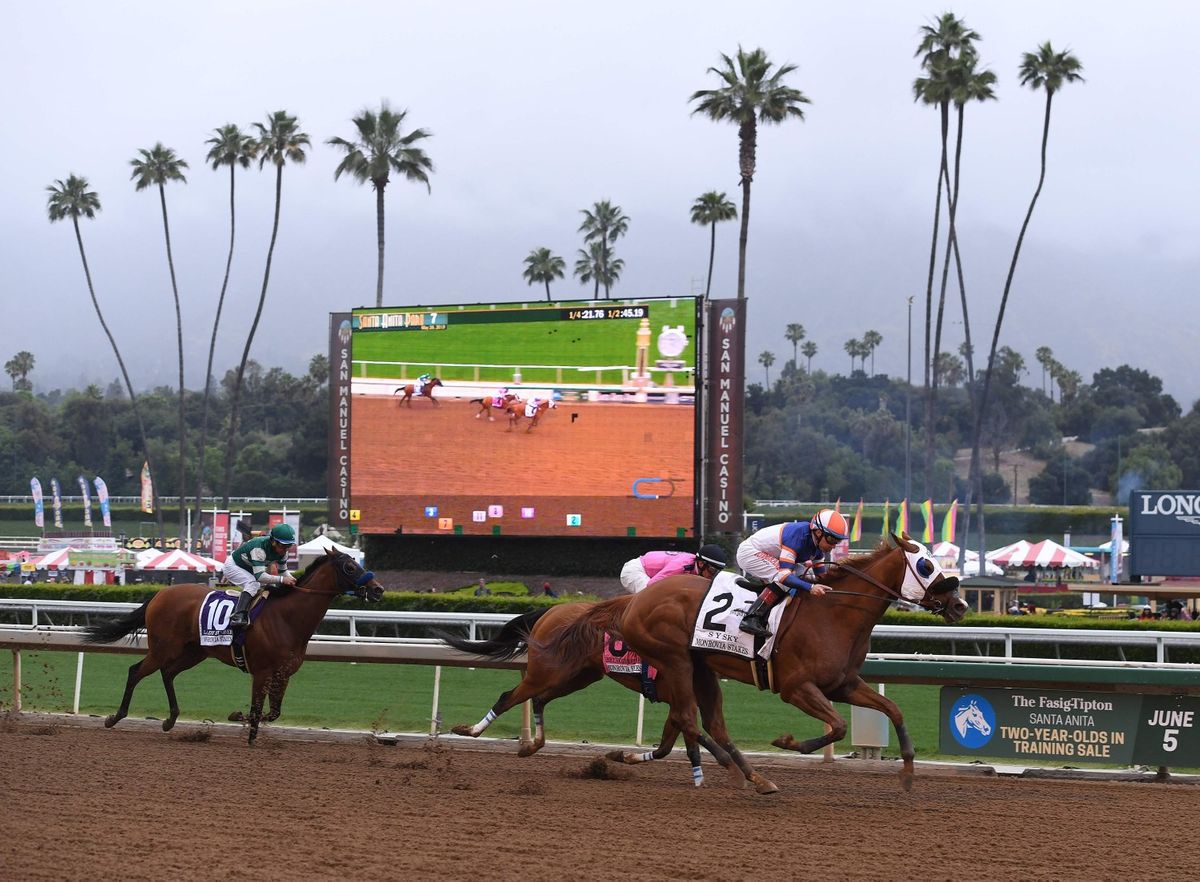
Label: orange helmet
xmin=811 ymin=509 xmax=848 ymax=541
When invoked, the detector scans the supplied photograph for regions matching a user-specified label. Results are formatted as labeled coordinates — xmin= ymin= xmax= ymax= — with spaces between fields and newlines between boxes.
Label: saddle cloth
xmin=602 ymin=632 xmax=656 ymax=677
xmin=523 ymin=401 xmax=540 ymax=417
xmin=691 ymin=572 xmax=790 ymax=660
xmin=197 ymin=590 xmax=266 ymax=646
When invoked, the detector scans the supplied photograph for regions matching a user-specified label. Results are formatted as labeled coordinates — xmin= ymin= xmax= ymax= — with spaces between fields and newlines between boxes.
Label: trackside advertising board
xmin=940 ymin=686 xmax=1200 ymax=765
xmin=347 ymin=298 xmax=701 ymax=539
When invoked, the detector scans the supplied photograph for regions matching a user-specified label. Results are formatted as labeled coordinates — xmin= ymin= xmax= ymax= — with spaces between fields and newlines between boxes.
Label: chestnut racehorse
xmin=440 ymin=595 xmax=733 ymax=786
xmin=505 ymin=397 xmax=556 ymax=432
xmin=394 ymin=377 xmax=443 ymax=406
xmin=538 ymin=534 xmax=968 ymax=792
xmin=83 ymin=550 xmax=384 ymax=744
xmin=470 ymin=392 xmax=521 ymax=421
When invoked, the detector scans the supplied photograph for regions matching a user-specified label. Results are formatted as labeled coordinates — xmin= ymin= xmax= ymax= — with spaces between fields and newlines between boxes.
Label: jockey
xmin=416 ymin=372 xmax=433 ymax=393
xmin=619 ymin=544 xmax=728 ymax=593
xmin=736 ymin=509 xmax=848 ymax=638
xmin=492 ymin=386 xmax=509 ymax=407
xmin=224 ymin=523 xmax=298 ymax=630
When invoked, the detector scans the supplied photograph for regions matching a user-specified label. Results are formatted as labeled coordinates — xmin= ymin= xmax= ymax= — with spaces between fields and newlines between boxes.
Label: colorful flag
xmin=77 ymin=475 xmax=92 ymax=527
xmin=881 ymin=499 xmax=890 ymax=535
xmin=834 ymin=498 xmax=842 ymax=513
xmin=31 ymin=478 xmax=44 ymax=528
xmin=94 ymin=476 xmax=112 ymax=528
xmin=850 ymin=499 xmax=863 ymax=542
xmin=941 ymin=500 xmax=959 ymax=543
xmin=140 ymin=462 xmax=154 ymax=514
xmin=920 ymin=499 xmax=934 ymax=543
xmin=898 ymin=500 xmax=909 ymax=536
xmin=50 ymin=478 xmax=63 ymax=528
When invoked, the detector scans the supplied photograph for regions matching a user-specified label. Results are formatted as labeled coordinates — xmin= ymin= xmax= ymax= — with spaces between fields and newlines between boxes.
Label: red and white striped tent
xmin=931 ymin=541 xmax=980 ymax=563
xmin=931 ymin=542 xmax=1004 ymax=576
xmin=33 ymin=548 xmax=76 ymax=569
xmin=987 ymin=539 xmax=1098 ymax=569
xmin=139 ymin=550 xmax=222 ymax=572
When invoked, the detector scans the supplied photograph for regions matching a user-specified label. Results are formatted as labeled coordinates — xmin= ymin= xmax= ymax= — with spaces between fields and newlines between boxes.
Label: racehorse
xmin=470 ymin=392 xmax=521 ymax=421
xmin=438 ymin=595 xmax=731 ymax=787
xmin=505 ymin=397 xmax=556 ymax=432
xmin=83 ymin=550 xmax=383 ymax=744
xmin=537 ymin=534 xmax=968 ymax=792
xmin=394 ymin=377 xmax=443 ymax=407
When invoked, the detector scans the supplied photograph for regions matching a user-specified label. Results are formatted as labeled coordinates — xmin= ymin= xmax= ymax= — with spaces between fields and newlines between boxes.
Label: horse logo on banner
xmin=950 ymin=695 xmax=995 ymax=749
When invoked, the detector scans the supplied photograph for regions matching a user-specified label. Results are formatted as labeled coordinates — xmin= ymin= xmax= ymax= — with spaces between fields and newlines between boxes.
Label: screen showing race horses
xmin=347 ymin=297 xmax=700 ymax=538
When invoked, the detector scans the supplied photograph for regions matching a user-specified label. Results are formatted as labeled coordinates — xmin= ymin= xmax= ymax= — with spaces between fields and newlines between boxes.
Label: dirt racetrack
xmin=2 ymin=716 xmax=1194 ymax=881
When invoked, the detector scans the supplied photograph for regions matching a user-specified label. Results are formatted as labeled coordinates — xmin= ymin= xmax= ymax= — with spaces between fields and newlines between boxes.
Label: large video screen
xmin=348 ymin=297 xmax=700 ymax=538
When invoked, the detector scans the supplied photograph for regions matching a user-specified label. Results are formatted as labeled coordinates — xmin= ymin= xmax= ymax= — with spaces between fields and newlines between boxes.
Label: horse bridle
xmin=821 ymin=550 xmax=955 ymax=614
xmin=292 ymin=553 xmax=377 ymax=598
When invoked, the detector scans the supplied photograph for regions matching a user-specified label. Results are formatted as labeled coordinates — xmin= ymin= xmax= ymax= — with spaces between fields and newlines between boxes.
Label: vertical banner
xmin=31 ymin=478 xmax=44 ymax=529
xmin=198 ymin=510 xmax=232 ymax=561
xmin=78 ymin=475 xmax=93 ymax=527
xmin=50 ymin=478 xmax=64 ymax=528
xmin=942 ymin=499 xmax=958 ymax=543
xmin=704 ymin=299 xmax=746 ymax=534
xmin=328 ymin=312 xmax=352 ymax=528
xmin=850 ymin=499 xmax=863 ymax=543
xmin=898 ymin=499 xmax=908 ymax=536
xmin=920 ymin=499 xmax=934 ymax=543
xmin=1110 ymin=514 xmax=1124 ymax=585
xmin=140 ymin=462 xmax=154 ymax=513
xmin=881 ymin=499 xmax=890 ymax=535
xmin=94 ymin=476 xmax=112 ymax=527
xmin=268 ymin=510 xmax=302 ymax=567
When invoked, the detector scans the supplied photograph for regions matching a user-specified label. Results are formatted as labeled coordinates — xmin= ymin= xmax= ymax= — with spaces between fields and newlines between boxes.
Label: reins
xmin=287 ymin=554 xmax=375 ymax=597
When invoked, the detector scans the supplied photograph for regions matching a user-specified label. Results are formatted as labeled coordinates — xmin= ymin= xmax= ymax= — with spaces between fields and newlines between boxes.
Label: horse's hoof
xmin=771 ymin=734 xmax=797 ymax=751
xmin=755 ymin=778 xmax=780 ymax=795
xmin=103 ymin=715 xmax=120 ymax=729
xmin=516 ymin=742 xmax=539 ymax=758
xmin=604 ymin=749 xmax=627 ymax=763
xmin=162 ymin=719 xmax=176 ymax=733
xmin=451 ymin=724 xmax=475 ymax=737
xmin=488 ymin=417 xmax=494 ymax=422
xmin=900 ymin=768 xmax=914 ymax=792
xmin=228 ymin=711 xmax=245 ymax=722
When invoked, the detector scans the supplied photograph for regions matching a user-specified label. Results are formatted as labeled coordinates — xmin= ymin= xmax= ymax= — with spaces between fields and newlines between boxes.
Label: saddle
xmin=736 ymin=575 xmax=769 ymax=591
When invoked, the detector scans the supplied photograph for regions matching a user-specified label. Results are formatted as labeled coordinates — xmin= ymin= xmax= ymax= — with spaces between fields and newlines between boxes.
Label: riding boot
xmin=739 ymin=585 xmax=783 ymax=637
xmin=229 ymin=590 xmax=254 ymax=631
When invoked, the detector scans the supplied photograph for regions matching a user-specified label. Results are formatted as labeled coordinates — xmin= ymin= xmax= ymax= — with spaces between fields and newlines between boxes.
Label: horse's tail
xmin=533 ymin=596 xmax=630 ymax=669
xmin=469 ymin=397 xmax=484 ymax=405
xmin=434 ymin=607 xmax=553 ymax=661
xmin=82 ymin=600 xmax=149 ymax=645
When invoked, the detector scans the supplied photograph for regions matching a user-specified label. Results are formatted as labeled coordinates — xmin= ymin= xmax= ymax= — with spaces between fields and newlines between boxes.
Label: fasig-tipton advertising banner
xmin=940 ymin=686 xmax=1200 ymax=766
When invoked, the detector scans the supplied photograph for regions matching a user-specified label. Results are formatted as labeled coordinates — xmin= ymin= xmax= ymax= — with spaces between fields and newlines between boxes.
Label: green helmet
xmin=269 ymin=523 xmax=296 ymax=545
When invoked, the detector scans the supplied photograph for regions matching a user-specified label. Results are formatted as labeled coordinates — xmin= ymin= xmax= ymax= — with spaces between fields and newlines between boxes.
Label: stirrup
xmin=230 ymin=612 xmax=250 ymax=631
xmin=739 ymin=615 xmax=771 ymax=637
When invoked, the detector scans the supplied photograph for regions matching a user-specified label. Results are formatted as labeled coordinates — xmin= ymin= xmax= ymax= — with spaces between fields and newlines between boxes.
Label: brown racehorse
xmin=394 ymin=377 xmax=443 ymax=406
xmin=83 ymin=550 xmax=384 ymax=744
xmin=470 ymin=392 xmax=521 ymax=421
xmin=505 ymin=396 xmax=556 ymax=432
xmin=439 ymin=596 xmax=734 ymax=787
xmin=538 ymin=534 xmax=968 ymax=792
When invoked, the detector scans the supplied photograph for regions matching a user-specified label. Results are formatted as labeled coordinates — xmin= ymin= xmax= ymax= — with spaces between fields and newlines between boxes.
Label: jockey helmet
xmin=811 ymin=509 xmax=849 ymax=542
xmin=269 ymin=523 xmax=297 ymax=546
xmin=695 ymin=544 xmax=728 ymax=571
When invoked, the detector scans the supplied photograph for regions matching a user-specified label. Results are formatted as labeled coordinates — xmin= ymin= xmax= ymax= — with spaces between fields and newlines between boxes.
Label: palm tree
xmin=758 ymin=350 xmax=776 ymax=386
xmin=691 ymin=47 xmax=810 ymax=300
xmin=578 ymin=201 xmax=629 ymax=299
xmin=193 ymin=125 xmax=256 ymax=532
xmin=800 ymin=340 xmax=818 ymax=373
xmin=4 ymin=351 xmax=34 ymax=391
xmin=573 ymin=241 xmax=624 ymax=296
xmin=327 ymin=102 xmax=434 ymax=307
xmin=130 ymin=143 xmax=189 ymax=538
xmin=844 ymin=338 xmax=861 ymax=373
xmin=862 ymin=329 xmax=883 ymax=376
xmin=47 ymin=176 xmax=162 ymax=534
xmin=689 ymin=191 xmax=737 ymax=298
xmin=522 ymin=247 xmax=565 ymax=301
xmin=784 ymin=322 xmax=805 ymax=369
xmin=222 ymin=111 xmax=311 ymax=505
xmin=1034 ymin=348 xmax=1054 ymax=396
xmin=971 ymin=42 xmax=1084 ymax=563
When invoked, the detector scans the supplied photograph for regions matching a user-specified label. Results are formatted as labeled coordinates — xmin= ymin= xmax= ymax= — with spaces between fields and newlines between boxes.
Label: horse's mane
xmin=294 ymin=550 xmax=341 ymax=588
xmin=818 ymin=539 xmax=893 ymax=585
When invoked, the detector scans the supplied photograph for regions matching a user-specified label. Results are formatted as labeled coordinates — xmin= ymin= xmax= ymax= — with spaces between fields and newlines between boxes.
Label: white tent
xmin=297 ymin=537 xmax=365 ymax=567
xmin=1097 ymin=538 xmax=1130 ymax=554
xmin=961 ymin=558 xmax=1005 ymax=577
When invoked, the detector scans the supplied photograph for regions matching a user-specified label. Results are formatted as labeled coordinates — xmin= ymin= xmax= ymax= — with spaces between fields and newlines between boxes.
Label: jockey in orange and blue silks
xmin=736 ymin=509 xmax=848 ymax=638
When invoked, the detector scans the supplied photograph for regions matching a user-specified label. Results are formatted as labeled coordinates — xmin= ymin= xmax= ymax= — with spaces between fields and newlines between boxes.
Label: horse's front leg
xmin=830 ymin=676 xmax=915 ymax=791
xmin=772 ymin=678 xmax=849 ymax=758
xmin=263 ymin=670 xmax=293 ymax=723
xmin=245 ymin=671 xmax=271 ymax=746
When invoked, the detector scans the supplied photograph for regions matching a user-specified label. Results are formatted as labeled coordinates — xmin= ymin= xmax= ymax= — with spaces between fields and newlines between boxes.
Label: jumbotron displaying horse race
xmin=345 ymin=297 xmax=701 ymax=538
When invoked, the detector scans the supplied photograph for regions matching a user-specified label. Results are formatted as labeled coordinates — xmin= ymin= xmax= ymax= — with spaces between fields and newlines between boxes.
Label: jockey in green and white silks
xmin=223 ymin=523 xmax=298 ymax=630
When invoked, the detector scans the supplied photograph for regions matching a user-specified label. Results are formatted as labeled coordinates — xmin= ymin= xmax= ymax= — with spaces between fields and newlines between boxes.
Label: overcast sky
xmin=5 ymin=1 xmax=1198 ymax=407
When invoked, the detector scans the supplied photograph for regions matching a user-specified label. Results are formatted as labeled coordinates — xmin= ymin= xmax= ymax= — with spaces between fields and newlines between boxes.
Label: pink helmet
xmin=811 ymin=509 xmax=849 ymax=541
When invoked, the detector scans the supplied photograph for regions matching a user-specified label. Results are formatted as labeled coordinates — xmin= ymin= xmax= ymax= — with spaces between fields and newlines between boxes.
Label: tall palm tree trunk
xmin=601 ymin=239 xmax=610 ymax=299
xmin=72 ymin=218 xmax=163 ymax=537
xmin=922 ymin=102 xmax=950 ymax=498
xmin=193 ymin=163 xmax=237 ymax=533
xmin=156 ymin=183 xmax=188 ymax=539
xmin=972 ymin=93 xmax=1055 ymax=562
xmin=222 ymin=164 xmax=284 ymax=505
xmin=375 ymin=185 xmax=386 ymax=307
xmin=705 ymin=221 xmax=717 ymax=299
xmin=735 ymin=119 xmax=757 ymax=300
xmin=544 ymin=280 xmax=551 ymax=301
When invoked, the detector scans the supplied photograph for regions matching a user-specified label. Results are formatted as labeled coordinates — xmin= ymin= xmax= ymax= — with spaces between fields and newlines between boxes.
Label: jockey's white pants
xmin=222 ymin=557 xmax=261 ymax=596
xmin=736 ymin=544 xmax=783 ymax=582
xmin=619 ymin=558 xmax=649 ymax=593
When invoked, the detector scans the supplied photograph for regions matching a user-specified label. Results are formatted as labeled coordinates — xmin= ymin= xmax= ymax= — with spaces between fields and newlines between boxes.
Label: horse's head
xmin=890 ymin=533 xmax=968 ymax=622
xmin=432 ymin=378 xmax=443 ymax=387
xmin=323 ymin=549 xmax=384 ymax=602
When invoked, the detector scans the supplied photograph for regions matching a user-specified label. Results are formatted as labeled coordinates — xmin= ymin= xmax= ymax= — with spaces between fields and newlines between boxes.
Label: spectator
xmin=542 ymin=581 xmax=557 ymax=598
xmin=474 ymin=578 xmax=491 ymax=597
xmin=1025 ymin=601 xmax=1038 ymax=615
xmin=1007 ymin=599 xmax=1022 ymax=615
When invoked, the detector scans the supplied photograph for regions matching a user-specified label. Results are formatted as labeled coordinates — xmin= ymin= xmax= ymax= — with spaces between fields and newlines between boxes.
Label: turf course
xmin=352 ymin=298 xmax=698 ymax=386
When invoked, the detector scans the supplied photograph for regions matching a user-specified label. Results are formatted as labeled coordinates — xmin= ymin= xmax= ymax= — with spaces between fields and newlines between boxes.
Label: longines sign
xmin=1129 ymin=490 xmax=1200 ymax=577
